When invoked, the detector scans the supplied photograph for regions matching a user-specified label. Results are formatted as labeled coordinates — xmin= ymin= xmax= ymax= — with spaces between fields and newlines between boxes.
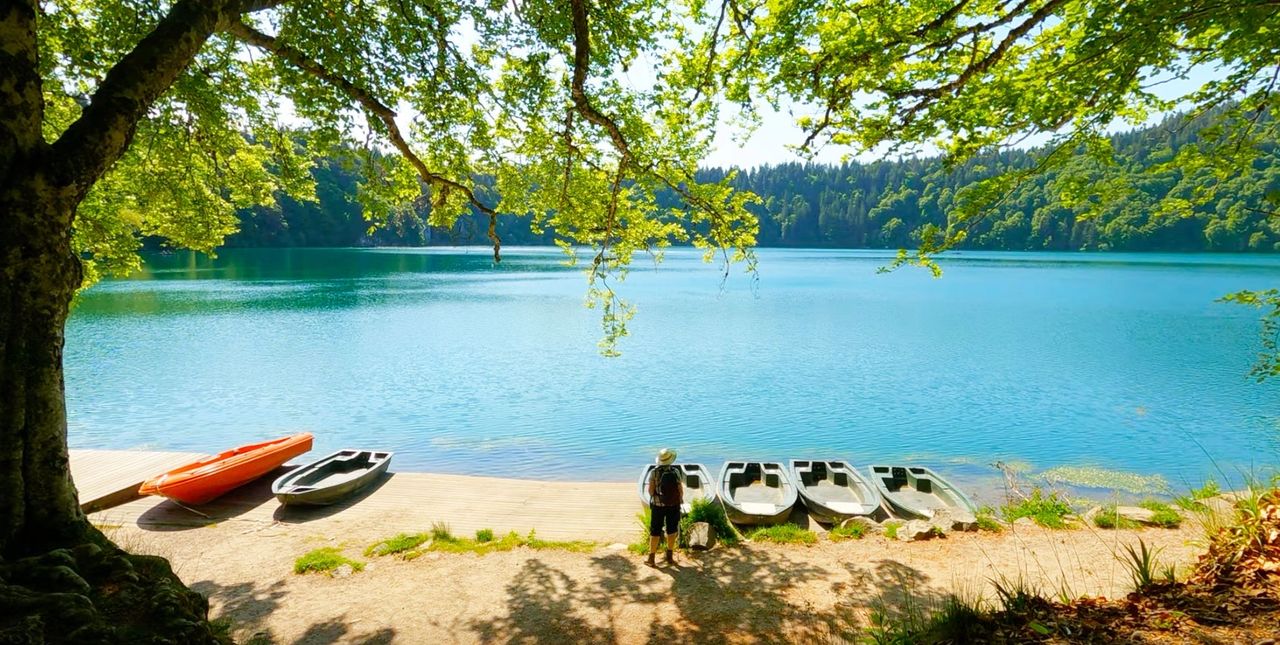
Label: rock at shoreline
xmin=930 ymin=509 xmax=976 ymax=532
xmin=1114 ymin=506 xmax=1156 ymax=525
xmin=688 ymin=522 xmax=716 ymax=550
xmin=1202 ymin=495 xmax=1239 ymax=516
xmin=838 ymin=517 xmax=882 ymax=534
xmin=1083 ymin=506 xmax=1102 ymax=523
xmin=897 ymin=520 xmax=940 ymax=542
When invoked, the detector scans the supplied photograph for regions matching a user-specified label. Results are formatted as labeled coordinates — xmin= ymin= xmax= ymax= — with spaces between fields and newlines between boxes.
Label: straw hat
xmin=656 ymin=448 xmax=677 ymax=465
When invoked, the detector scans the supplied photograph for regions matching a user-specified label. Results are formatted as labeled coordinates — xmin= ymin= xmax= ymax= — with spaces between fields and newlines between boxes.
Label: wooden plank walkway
xmin=78 ymin=450 xmax=640 ymax=542
xmin=70 ymin=449 xmax=206 ymax=513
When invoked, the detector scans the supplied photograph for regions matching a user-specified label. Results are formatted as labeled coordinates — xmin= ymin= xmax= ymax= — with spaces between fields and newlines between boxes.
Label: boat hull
xmin=139 ymin=433 xmax=314 ymax=505
xmin=638 ymin=463 xmax=715 ymax=514
xmin=867 ymin=465 xmax=977 ymax=520
xmin=789 ymin=459 xmax=882 ymax=524
xmin=718 ymin=461 xmax=798 ymax=526
xmin=273 ymin=449 xmax=393 ymax=506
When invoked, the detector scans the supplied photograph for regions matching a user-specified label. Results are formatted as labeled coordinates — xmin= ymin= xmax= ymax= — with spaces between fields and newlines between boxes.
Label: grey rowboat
xmin=718 ymin=461 xmax=798 ymax=525
xmin=867 ymin=465 xmax=976 ymax=521
xmin=272 ymin=449 xmax=393 ymax=506
xmin=789 ymin=459 xmax=882 ymax=523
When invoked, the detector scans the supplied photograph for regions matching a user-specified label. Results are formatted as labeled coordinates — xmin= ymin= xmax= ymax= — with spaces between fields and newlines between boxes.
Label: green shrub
xmin=1138 ymin=500 xmax=1182 ymax=528
xmin=748 ymin=523 xmax=818 ymax=544
xmin=475 ymin=528 xmax=494 ymax=543
xmin=883 ymin=520 xmax=903 ymax=539
xmin=294 ymin=547 xmax=364 ymax=575
xmin=1001 ymin=489 xmax=1074 ymax=529
xmin=975 ymin=506 xmax=1004 ymax=533
xmin=677 ymin=498 xmax=740 ymax=547
xmin=829 ymin=522 xmax=869 ymax=541
xmin=1093 ymin=505 xmax=1139 ymax=530
xmin=364 ymin=532 xmax=430 ymax=557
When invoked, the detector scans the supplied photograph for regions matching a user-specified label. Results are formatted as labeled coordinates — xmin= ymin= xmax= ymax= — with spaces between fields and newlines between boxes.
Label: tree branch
xmin=225 ymin=19 xmax=503 ymax=261
xmin=899 ymin=0 xmax=1067 ymax=100
xmin=569 ymin=0 xmax=632 ymax=164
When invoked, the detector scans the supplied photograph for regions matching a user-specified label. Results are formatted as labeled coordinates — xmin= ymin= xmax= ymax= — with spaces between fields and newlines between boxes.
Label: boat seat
xmin=739 ymin=502 xmax=777 ymax=515
xmin=826 ymin=502 xmax=865 ymax=514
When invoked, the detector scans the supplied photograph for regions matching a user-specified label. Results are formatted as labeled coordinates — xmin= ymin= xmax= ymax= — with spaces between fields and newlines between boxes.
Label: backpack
xmin=652 ymin=465 xmax=682 ymax=507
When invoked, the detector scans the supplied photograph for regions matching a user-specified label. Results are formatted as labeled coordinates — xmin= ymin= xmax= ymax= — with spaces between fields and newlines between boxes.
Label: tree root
xmin=0 ymin=541 xmax=223 ymax=644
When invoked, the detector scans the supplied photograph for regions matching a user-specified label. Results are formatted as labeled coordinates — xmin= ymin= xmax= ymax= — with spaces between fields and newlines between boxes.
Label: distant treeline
xmin=225 ymin=112 xmax=1280 ymax=252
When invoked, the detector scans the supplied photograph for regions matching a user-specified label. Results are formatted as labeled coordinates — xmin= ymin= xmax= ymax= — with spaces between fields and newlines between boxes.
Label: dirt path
xmin=107 ymin=517 xmax=1203 ymax=644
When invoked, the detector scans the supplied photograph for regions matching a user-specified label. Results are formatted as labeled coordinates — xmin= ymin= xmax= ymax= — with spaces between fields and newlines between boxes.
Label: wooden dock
xmin=73 ymin=450 xmax=640 ymax=542
xmin=70 ymin=449 xmax=206 ymax=513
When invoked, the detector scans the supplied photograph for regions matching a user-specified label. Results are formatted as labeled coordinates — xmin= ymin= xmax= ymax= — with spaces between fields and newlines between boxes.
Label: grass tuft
xmin=1001 ymin=488 xmax=1074 ymax=529
xmin=369 ymin=528 xmax=595 ymax=558
xmin=1138 ymin=499 xmax=1182 ymax=528
xmin=747 ymin=523 xmax=818 ymax=544
xmin=1119 ymin=538 xmax=1165 ymax=591
xmin=524 ymin=529 xmax=597 ymax=553
xmin=866 ymin=589 xmax=987 ymax=644
xmin=1093 ymin=505 xmax=1139 ymax=530
xmin=364 ymin=532 xmax=430 ymax=557
xmin=883 ymin=520 xmax=903 ymax=540
xmin=429 ymin=521 xmax=455 ymax=542
xmin=1172 ymin=478 xmax=1221 ymax=511
xmin=294 ymin=547 xmax=364 ymax=575
xmin=828 ymin=522 xmax=870 ymax=541
xmin=678 ymin=498 xmax=741 ymax=547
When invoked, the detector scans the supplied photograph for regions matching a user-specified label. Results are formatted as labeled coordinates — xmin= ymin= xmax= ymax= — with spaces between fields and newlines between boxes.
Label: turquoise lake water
xmin=65 ymin=247 xmax=1280 ymax=487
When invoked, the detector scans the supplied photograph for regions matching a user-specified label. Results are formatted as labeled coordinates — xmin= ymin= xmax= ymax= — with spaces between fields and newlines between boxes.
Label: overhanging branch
xmin=225 ymin=19 xmax=502 ymax=261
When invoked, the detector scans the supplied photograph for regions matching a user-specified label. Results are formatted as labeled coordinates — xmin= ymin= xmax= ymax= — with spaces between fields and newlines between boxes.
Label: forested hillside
xmin=226 ymin=112 xmax=1280 ymax=252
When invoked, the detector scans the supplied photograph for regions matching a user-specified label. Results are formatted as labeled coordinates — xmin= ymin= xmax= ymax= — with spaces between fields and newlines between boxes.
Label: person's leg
xmin=663 ymin=507 xmax=679 ymax=564
xmin=646 ymin=508 xmax=663 ymax=566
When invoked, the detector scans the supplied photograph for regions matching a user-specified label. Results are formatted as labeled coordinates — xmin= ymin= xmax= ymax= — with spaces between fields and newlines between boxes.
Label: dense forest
xmin=225 ymin=112 xmax=1280 ymax=252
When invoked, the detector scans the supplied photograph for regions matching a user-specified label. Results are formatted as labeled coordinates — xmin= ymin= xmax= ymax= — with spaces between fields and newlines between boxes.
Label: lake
xmin=66 ymin=247 xmax=1280 ymax=490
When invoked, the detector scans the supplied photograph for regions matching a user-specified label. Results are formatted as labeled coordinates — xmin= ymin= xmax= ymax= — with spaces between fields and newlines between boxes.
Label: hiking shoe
xmin=645 ymin=554 xmax=656 ymax=567
xmin=665 ymin=550 xmax=676 ymax=565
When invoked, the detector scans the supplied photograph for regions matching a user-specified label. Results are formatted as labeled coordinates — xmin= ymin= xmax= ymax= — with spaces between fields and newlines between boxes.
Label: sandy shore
xmin=100 ymin=504 xmax=1203 ymax=644
xmin=75 ymin=451 xmax=1207 ymax=642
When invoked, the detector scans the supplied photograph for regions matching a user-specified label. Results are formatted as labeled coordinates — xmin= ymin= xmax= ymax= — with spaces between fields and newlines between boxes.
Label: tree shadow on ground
xmin=465 ymin=546 xmax=953 ymax=643
xmin=466 ymin=558 xmax=615 ymax=644
xmin=192 ymin=578 xmax=395 ymax=645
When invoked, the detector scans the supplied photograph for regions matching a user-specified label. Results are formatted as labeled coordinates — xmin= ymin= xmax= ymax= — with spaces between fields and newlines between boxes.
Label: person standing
xmin=646 ymin=448 xmax=685 ymax=567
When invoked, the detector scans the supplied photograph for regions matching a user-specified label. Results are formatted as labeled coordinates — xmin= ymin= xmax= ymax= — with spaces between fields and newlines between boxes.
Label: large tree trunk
xmin=0 ymin=1 xmax=269 ymax=640
xmin=0 ymin=173 xmax=87 ymax=557
xmin=0 ymin=172 xmax=221 ymax=644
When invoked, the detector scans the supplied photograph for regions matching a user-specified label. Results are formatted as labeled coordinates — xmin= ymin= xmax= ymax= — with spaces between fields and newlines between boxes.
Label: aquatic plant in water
xmin=1039 ymin=466 xmax=1170 ymax=495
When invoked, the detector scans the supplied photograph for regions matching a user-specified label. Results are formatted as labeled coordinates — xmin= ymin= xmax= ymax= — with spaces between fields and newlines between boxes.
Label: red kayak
xmin=139 ymin=433 xmax=314 ymax=505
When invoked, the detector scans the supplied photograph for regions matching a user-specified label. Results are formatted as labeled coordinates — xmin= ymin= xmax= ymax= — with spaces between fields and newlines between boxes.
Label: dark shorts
xmin=649 ymin=505 xmax=681 ymax=536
